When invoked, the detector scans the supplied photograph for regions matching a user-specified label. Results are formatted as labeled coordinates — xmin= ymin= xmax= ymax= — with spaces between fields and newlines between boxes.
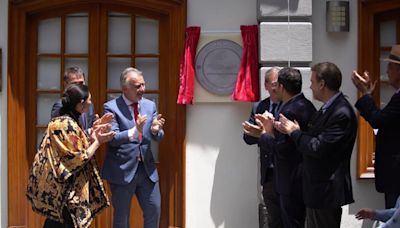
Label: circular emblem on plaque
xmin=196 ymin=39 xmax=242 ymax=95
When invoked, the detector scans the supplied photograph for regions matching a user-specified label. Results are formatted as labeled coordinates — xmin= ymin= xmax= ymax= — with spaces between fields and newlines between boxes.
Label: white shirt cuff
xmin=128 ymin=127 xmax=140 ymax=142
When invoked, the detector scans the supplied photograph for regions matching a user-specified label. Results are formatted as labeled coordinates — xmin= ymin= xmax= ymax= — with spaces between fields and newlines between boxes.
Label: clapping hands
xmin=243 ymin=112 xmax=299 ymax=137
xmin=351 ymin=70 xmax=377 ymax=96
xmin=274 ymin=114 xmax=300 ymax=135
xmin=255 ymin=111 xmax=275 ymax=136
xmin=91 ymin=113 xmax=116 ymax=144
xmin=151 ymin=114 xmax=165 ymax=135
xmin=136 ymin=114 xmax=148 ymax=133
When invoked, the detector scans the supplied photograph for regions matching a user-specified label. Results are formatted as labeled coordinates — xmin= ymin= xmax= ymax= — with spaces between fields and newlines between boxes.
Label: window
xmin=357 ymin=0 xmax=400 ymax=178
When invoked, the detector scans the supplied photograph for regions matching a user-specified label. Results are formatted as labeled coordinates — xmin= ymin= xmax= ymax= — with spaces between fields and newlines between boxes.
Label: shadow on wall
xmin=189 ymin=102 xmax=258 ymax=228
xmin=210 ymin=131 xmax=258 ymax=228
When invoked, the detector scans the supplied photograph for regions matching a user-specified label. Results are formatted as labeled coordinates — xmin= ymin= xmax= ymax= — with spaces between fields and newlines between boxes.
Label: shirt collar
xmin=280 ymin=92 xmax=303 ymax=110
xmin=321 ymin=91 xmax=341 ymax=112
xmin=122 ymin=94 xmax=141 ymax=106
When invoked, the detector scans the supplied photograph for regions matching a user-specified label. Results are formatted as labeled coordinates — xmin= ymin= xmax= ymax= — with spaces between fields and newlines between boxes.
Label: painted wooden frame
xmin=8 ymin=0 xmax=187 ymax=227
xmin=357 ymin=0 xmax=400 ymax=178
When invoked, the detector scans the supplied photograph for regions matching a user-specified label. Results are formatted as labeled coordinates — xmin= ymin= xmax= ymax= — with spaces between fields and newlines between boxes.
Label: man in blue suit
xmin=256 ymin=67 xmax=316 ymax=228
xmin=102 ymin=67 xmax=165 ymax=228
xmin=51 ymin=66 xmax=96 ymax=131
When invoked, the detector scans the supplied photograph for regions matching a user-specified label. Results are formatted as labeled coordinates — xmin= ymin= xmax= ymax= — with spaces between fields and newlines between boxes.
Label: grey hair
xmin=120 ymin=67 xmax=143 ymax=87
xmin=264 ymin=67 xmax=281 ymax=83
xmin=64 ymin=66 xmax=85 ymax=82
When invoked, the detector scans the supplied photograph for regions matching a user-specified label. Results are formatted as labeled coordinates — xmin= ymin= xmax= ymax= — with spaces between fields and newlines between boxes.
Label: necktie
xmin=132 ymin=103 xmax=142 ymax=141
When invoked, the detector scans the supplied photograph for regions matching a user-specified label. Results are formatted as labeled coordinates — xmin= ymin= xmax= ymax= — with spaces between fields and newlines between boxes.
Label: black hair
xmin=64 ymin=66 xmax=85 ymax=83
xmin=60 ymin=83 xmax=89 ymax=123
xmin=311 ymin=62 xmax=342 ymax=91
xmin=277 ymin=67 xmax=302 ymax=95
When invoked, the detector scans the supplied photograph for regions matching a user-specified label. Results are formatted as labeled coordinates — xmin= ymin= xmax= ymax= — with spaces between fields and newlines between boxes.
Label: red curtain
xmin=177 ymin=26 xmax=201 ymax=104
xmin=232 ymin=25 xmax=260 ymax=102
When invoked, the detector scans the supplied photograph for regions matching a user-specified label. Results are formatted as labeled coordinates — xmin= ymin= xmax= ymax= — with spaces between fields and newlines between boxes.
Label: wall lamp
xmin=326 ymin=1 xmax=349 ymax=32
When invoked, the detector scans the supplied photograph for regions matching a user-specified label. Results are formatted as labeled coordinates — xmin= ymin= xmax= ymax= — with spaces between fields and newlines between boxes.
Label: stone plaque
xmin=195 ymin=39 xmax=242 ymax=95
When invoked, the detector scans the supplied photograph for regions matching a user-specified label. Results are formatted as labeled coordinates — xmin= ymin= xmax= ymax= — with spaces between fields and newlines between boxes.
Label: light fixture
xmin=326 ymin=1 xmax=349 ymax=32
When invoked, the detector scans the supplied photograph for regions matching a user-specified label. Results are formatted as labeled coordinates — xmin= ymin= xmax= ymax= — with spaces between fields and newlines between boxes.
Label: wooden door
xmin=8 ymin=1 xmax=186 ymax=227
xmin=357 ymin=0 xmax=400 ymax=178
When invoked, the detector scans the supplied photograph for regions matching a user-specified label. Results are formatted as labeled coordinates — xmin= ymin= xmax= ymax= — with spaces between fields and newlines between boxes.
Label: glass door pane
xmin=65 ymin=13 xmax=88 ymax=53
xmin=108 ymin=12 xmax=131 ymax=54
xmin=36 ymin=12 xmax=90 ymax=149
xmin=135 ymin=17 xmax=159 ymax=54
xmin=379 ymin=20 xmax=397 ymax=108
xmin=38 ymin=17 xmax=61 ymax=53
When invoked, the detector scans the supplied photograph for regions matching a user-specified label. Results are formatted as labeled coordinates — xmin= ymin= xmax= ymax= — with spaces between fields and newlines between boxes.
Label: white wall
xmin=0 ymin=0 xmax=386 ymax=227
xmin=187 ymin=0 xmax=259 ymax=227
xmin=0 ymin=0 xmax=8 ymax=227
xmin=312 ymin=1 xmax=383 ymax=227
xmin=186 ymin=0 xmax=385 ymax=227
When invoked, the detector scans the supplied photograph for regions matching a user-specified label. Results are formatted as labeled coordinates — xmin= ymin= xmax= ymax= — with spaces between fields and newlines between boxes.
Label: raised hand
xmin=136 ymin=114 xmax=147 ymax=133
xmin=92 ymin=113 xmax=113 ymax=130
xmin=255 ymin=113 xmax=275 ymax=135
xmin=90 ymin=113 xmax=114 ymax=143
xmin=274 ymin=114 xmax=300 ymax=135
xmin=151 ymin=114 xmax=165 ymax=135
xmin=351 ymin=70 xmax=377 ymax=95
xmin=93 ymin=123 xmax=116 ymax=144
xmin=242 ymin=121 xmax=263 ymax=138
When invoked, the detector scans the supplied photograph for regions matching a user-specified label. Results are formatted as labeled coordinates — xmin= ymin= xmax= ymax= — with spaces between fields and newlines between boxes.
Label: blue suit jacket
xmin=102 ymin=96 xmax=164 ymax=185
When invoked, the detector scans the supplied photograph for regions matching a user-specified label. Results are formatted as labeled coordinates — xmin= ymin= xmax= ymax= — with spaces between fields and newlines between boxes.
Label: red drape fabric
xmin=177 ymin=26 xmax=201 ymax=104
xmin=232 ymin=25 xmax=260 ymax=102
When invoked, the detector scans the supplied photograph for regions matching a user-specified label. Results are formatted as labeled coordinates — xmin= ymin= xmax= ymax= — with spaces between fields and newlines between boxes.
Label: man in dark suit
xmin=275 ymin=62 xmax=357 ymax=228
xmin=102 ymin=67 xmax=165 ymax=228
xmin=256 ymin=67 xmax=316 ymax=228
xmin=242 ymin=67 xmax=283 ymax=228
xmin=51 ymin=66 xmax=96 ymax=131
xmin=352 ymin=44 xmax=400 ymax=209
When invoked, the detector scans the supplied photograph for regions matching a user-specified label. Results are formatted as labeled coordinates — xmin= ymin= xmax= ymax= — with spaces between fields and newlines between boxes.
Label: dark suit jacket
xmin=243 ymin=97 xmax=274 ymax=184
xmin=259 ymin=93 xmax=316 ymax=196
xmin=290 ymin=93 xmax=356 ymax=209
xmin=51 ymin=99 xmax=96 ymax=131
xmin=355 ymin=92 xmax=400 ymax=194
xmin=102 ymin=96 xmax=164 ymax=185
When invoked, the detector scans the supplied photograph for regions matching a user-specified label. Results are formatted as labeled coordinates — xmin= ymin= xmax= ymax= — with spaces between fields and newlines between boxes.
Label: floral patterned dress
xmin=26 ymin=116 xmax=109 ymax=228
